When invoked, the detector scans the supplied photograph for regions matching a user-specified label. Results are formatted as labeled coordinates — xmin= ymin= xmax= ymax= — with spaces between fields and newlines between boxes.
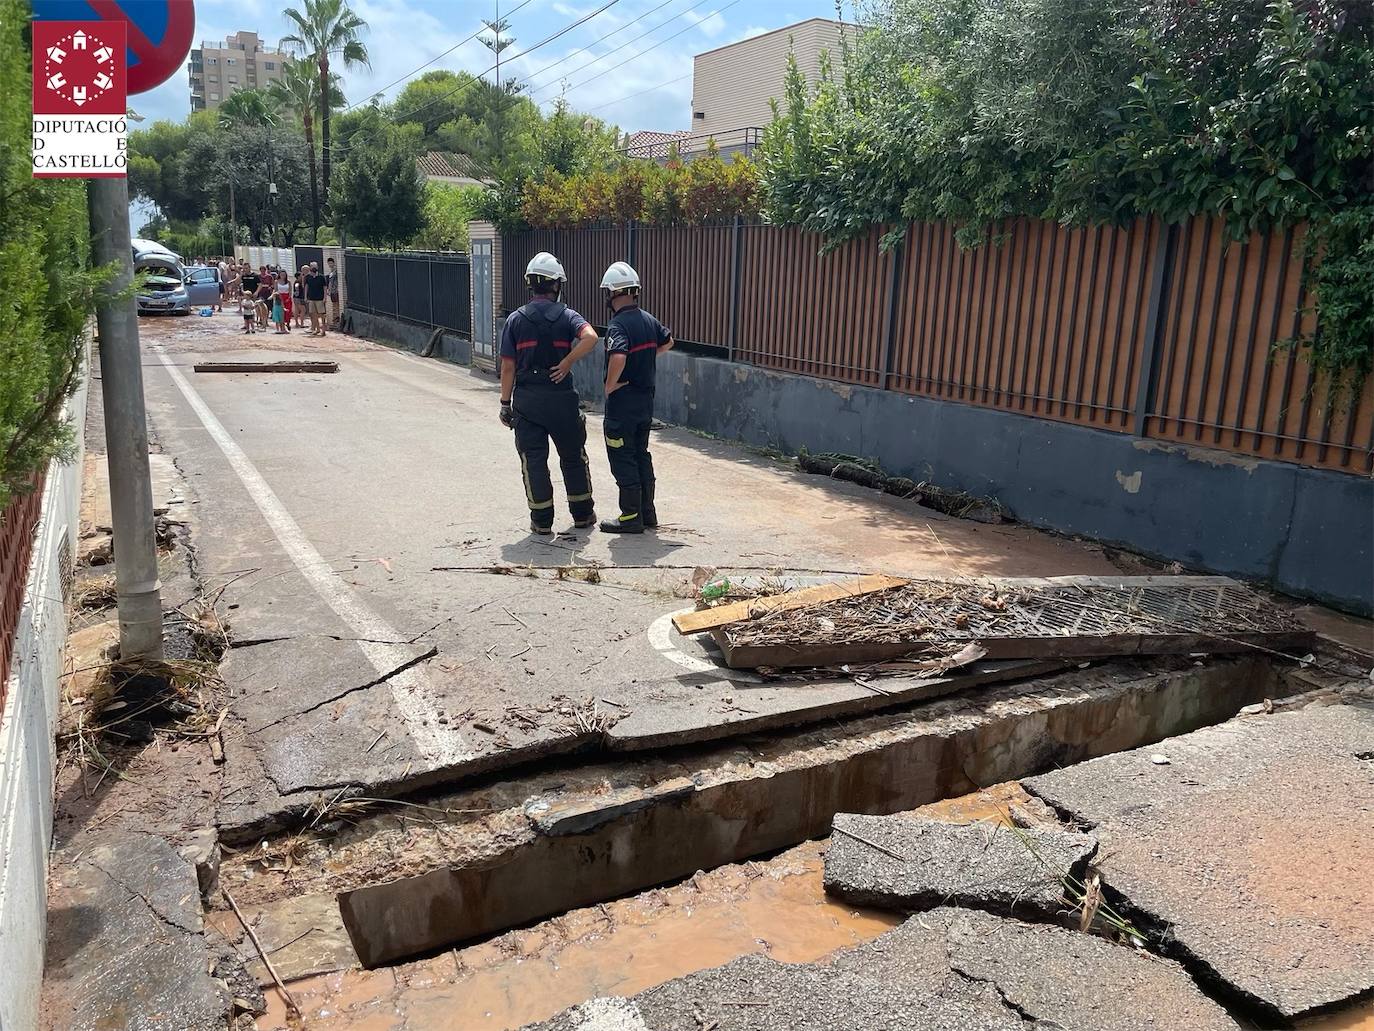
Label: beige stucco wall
xmin=691 ymin=18 xmax=848 ymax=138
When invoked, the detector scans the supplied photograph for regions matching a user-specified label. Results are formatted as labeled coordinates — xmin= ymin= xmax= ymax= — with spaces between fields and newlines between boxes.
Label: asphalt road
xmin=135 ymin=312 xmax=1119 ymax=828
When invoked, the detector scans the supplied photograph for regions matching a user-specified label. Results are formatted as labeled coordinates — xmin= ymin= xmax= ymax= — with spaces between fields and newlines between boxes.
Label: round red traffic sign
xmin=34 ymin=0 xmax=196 ymax=95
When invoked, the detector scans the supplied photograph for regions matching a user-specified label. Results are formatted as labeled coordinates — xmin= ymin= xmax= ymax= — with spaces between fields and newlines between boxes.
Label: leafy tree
xmin=217 ymin=88 xmax=278 ymax=129
xmin=331 ymin=126 xmax=425 ymax=248
xmin=413 ymin=183 xmax=481 ymax=251
xmin=532 ymin=98 xmax=618 ymax=178
xmin=390 ymin=70 xmax=540 ymax=169
xmin=181 ymin=124 xmax=316 ymax=245
xmin=283 ymin=0 xmax=370 ymax=200
xmin=127 ymin=114 xmax=219 ymax=223
xmin=270 ymin=57 xmax=346 ymax=235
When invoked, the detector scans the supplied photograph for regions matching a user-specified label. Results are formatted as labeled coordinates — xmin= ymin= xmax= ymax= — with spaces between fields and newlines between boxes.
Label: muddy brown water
xmin=1301 ymin=1001 xmax=1374 ymax=1031
xmin=254 ymin=786 xmax=1032 ymax=1030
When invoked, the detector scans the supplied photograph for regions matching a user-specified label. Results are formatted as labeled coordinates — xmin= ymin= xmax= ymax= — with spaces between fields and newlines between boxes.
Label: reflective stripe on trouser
xmin=512 ymin=387 xmax=595 ymax=528
xmin=603 ymin=411 xmax=653 ymax=521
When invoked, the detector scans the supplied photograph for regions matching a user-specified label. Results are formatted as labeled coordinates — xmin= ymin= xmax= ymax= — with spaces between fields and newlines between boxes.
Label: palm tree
xmin=216 ymin=88 xmax=277 ymax=129
xmin=282 ymin=0 xmax=369 ymax=205
xmin=269 ymin=59 xmax=344 ymax=235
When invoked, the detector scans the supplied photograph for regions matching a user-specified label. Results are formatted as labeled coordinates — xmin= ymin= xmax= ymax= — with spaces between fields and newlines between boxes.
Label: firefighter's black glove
xmin=499 ymin=401 xmax=514 ymax=429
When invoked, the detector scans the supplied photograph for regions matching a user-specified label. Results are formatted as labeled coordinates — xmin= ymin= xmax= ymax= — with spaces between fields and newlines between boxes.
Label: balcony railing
xmin=619 ymin=126 xmax=763 ymax=162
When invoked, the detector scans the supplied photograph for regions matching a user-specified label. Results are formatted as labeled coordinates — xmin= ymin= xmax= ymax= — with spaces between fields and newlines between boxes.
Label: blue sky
xmin=132 ymin=0 xmax=843 ymax=132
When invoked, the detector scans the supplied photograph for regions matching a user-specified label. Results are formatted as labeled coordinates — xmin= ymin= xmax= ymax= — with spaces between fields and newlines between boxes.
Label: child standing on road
xmin=240 ymin=293 xmax=257 ymax=333
xmin=273 ymin=270 xmax=291 ymax=333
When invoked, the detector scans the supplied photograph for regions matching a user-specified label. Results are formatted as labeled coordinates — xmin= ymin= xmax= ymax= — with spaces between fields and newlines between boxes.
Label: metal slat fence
xmin=499 ymin=219 xmax=1373 ymax=474
xmin=343 ymin=249 xmax=471 ymax=337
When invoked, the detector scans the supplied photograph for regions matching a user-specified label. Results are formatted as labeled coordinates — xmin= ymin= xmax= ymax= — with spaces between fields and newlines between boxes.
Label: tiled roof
xmin=622 ymin=130 xmax=690 ymax=158
xmin=416 ymin=151 xmax=492 ymax=181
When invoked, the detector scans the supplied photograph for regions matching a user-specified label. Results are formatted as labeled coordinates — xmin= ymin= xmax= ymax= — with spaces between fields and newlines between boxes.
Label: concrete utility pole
xmin=87 ymin=177 xmax=164 ymax=660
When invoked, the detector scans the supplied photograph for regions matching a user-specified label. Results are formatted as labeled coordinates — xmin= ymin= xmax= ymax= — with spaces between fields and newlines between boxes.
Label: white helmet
xmin=600 ymin=261 xmax=640 ymax=292
xmin=525 ymin=251 xmax=566 ymax=285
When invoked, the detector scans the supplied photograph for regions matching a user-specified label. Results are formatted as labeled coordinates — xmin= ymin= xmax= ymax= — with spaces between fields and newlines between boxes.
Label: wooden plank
xmin=673 ymin=574 xmax=909 ymax=636
xmin=717 ymin=628 xmax=1316 ymax=669
xmin=192 ymin=361 xmax=340 ymax=374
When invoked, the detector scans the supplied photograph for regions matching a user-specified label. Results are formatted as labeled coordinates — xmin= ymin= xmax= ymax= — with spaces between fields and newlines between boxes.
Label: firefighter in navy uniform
xmin=499 ymin=252 xmax=600 ymax=534
xmin=598 ymin=261 xmax=674 ymax=534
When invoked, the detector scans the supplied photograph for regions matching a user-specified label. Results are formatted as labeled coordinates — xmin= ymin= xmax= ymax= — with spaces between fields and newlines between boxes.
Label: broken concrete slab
xmin=604 ymin=658 xmax=1067 ymax=750
xmin=830 ymin=908 xmax=1241 ymax=1031
xmin=824 ymin=811 xmax=1095 ymax=919
xmin=534 ymin=950 xmax=1022 ymax=1031
xmin=318 ymin=657 xmax=1278 ymax=967
xmin=208 ymin=892 xmax=357 ymax=984
xmin=1024 ymin=703 xmax=1374 ymax=1022
xmin=535 ymin=907 xmax=1239 ymax=1031
xmin=43 ymin=834 xmax=236 ymax=1031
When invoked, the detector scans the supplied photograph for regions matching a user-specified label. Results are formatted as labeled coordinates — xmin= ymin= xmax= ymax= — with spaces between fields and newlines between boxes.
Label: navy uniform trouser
xmin=512 ymin=384 xmax=594 ymax=529
xmin=603 ymin=388 xmax=655 ymax=520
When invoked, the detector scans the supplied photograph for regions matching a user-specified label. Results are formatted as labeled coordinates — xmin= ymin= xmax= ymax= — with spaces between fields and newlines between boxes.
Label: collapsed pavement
xmin=40 ymin=312 xmax=1374 ymax=1031
xmin=536 ymin=908 xmax=1241 ymax=1031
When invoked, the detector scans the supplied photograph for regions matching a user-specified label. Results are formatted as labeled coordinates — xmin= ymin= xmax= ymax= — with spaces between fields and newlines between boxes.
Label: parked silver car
xmin=135 ymin=257 xmax=219 ymax=315
xmin=136 ymin=259 xmax=193 ymax=315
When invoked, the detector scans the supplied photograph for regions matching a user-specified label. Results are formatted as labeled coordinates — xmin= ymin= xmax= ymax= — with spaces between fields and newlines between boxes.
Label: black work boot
xmin=641 ymin=481 xmax=658 ymax=529
xmin=529 ymin=520 xmax=553 ymax=536
xmin=600 ymin=487 xmax=643 ymax=534
xmin=600 ymin=512 xmax=644 ymax=534
xmin=572 ymin=512 xmax=597 ymax=529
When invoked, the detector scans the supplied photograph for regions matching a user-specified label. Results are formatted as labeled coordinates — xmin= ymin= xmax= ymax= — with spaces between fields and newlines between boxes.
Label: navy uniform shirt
xmin=500 ymin=298 xmax=590 ymax=390
xmin=605 ymin=305 xmax=671 ymax=394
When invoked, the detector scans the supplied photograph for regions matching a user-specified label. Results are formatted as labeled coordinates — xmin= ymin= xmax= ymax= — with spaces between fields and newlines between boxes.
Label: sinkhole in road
xmin=223 ymin=652 xmax=1294 ymax=996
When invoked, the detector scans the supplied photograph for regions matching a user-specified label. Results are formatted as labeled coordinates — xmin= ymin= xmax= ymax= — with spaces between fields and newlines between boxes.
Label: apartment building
xmin=189 ymin=31 xmax=289 ymax=112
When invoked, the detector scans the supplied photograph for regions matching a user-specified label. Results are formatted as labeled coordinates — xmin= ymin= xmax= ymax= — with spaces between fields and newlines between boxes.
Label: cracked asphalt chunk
xmin=221 ymin=636 xmax=436 ymax=734
xmin=44 ymin=834 xmax=236 ymax=1031
xmin=538 ymin=907 xmax=1237 ymax=1030
xmin=1024 ymin=704 xmax=1374 ymax=1021
xmin=824 ymin=812 xmax=1097 ymax=921
xmin=830 ymin=908 xmax=1239 ymax=1030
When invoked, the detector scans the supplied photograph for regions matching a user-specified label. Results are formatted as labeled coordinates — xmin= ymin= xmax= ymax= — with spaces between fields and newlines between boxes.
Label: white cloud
xmin=684 ymin=10 xmax=726 ymax=38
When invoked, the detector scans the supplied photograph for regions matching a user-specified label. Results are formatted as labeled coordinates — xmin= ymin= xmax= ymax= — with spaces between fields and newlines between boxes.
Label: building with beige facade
xmin=688 ymin=18 xmax=848 ymax=149
xmin=622 ymin=18 xmax=850 ymax=162
xmin=189 ymin=32 xmax=289 ymax=113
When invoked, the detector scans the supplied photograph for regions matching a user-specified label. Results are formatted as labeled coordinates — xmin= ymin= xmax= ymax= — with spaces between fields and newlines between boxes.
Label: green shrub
xmin=517 ymin=150 xmax=761 ymax=229
xmin=0 ymin=1 xmax=106 ymax=511
xmin=759 ymin=0 xmax=1374 ymax=381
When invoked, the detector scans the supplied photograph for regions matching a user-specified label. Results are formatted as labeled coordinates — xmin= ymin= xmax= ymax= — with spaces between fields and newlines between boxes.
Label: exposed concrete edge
xmin=606 ymin=659 xmax=1071 ymax=750
xmin=0 ymin=349 xmax=88 ymax=1031
xmin=347 ymin=309 xmax=473 ymax=368
xmin=335 ymin=656 xmax=1281 ymax=966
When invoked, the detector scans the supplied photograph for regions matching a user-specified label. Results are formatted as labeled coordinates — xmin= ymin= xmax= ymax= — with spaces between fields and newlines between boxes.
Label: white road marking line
xmin=153 ymin=347 xmax=468 ymax=764
xmin=647 ymin=609 xmax=763 ymax=683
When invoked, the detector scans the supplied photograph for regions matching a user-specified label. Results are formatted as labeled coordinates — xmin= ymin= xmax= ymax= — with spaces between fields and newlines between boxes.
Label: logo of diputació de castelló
xmin=32 ymin=21 xmax=129 ymax=178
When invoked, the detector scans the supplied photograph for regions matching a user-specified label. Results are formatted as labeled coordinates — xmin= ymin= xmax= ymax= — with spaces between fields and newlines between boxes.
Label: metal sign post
xmin=34 ymin=1 xmax=197 ymax=660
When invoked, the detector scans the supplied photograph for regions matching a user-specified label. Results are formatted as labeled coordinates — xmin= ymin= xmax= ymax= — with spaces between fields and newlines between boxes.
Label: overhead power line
xmin=517 ymin=0 xmax=677 ymax=94
xmin=582 ymin=70 xmax=691 ymax=113
xmin=526 ymin=0 xmax=718 ymax=98
xmin=561 ymin=0 xmax=740 ymax=95
xmin=344 ymin=0 xmax=535 ymax=113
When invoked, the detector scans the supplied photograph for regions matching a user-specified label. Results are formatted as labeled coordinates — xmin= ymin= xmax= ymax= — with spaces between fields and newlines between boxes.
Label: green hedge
xmin=0 ymin=0 xmax=103 ymax=510
xmin=760 ymin=0 xmax=1374 ymax=383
